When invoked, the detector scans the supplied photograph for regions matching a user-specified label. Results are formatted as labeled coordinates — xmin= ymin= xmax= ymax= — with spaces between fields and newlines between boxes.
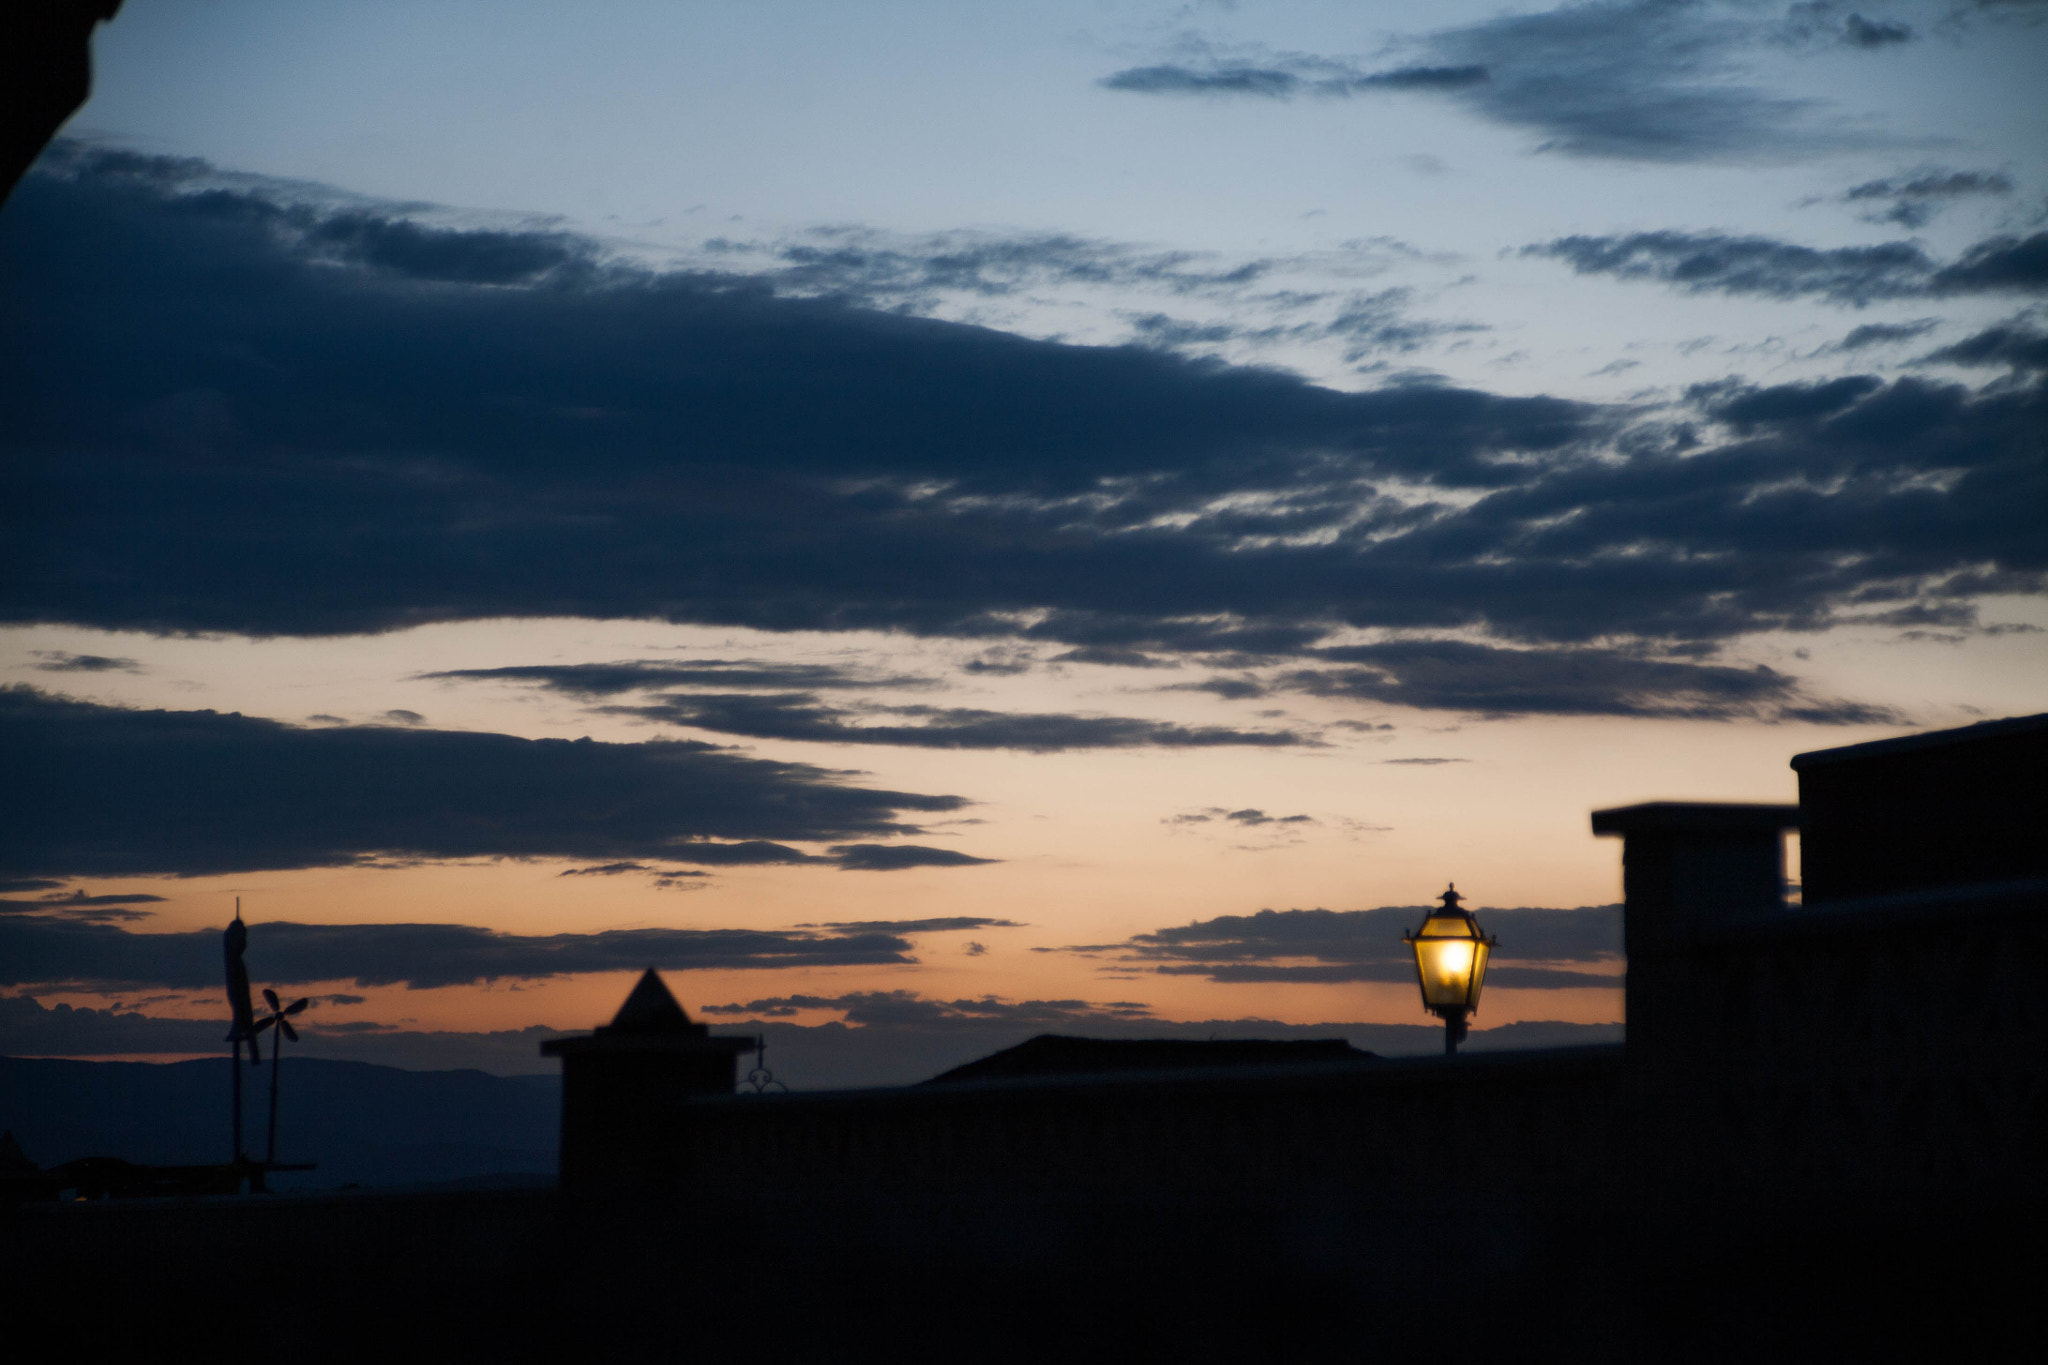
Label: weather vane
xmin=221 ymin=899 xmax=317 ymax=1189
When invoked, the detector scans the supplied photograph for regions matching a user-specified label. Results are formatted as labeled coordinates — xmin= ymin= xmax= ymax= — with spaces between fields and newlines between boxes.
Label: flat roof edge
xmin=1591 ymin=801 xmax=1799 ymax=836
xmin=1791 ymin=711 xmax=2048 ymax=770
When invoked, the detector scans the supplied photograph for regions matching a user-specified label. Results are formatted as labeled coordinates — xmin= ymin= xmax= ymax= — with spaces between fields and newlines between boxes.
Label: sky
xmin=3 ymin=0 xmax=2043 ymax=1086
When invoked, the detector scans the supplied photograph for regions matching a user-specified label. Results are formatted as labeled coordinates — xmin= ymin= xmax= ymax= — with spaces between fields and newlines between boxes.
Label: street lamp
xmin=1404 ymin=884 xmax=1497 ymax=1055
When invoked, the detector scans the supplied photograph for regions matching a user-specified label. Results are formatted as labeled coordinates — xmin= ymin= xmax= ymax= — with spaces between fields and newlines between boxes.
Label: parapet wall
xmin=561 ymin=882 xmax=2045 ymax=1222
xmin=1624 ymin=879 xmax=2048 ymax=1207
xmin=657 ymin=1045 xmax=1627 ymax=1209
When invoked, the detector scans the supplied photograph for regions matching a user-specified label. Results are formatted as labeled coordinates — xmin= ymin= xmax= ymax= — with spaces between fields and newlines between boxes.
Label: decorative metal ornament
xmin=740 ymin=1039 xmax=789 ymax=1094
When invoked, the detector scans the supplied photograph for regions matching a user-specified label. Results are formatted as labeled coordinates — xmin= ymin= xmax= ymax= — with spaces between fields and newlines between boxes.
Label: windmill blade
xmin=262 ymin=988 xmax=281 ymax=1012
xmin=278 ymin=1018 xmax=298 ymax=1043
xmin=284 ymin=998 xmax=310 ymax=1016
xmin=250 ymin=1016 xmax=275 ymax=1036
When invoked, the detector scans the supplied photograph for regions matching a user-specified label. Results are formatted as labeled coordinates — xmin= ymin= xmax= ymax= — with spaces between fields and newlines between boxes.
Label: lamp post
xmin=1404 ymin=884 xmax=1497 ymax=1055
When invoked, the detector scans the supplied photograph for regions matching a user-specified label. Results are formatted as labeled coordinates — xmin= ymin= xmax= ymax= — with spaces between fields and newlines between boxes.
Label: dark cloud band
xmin=0 ymin=687 xmax=971 ymax=879
xmin=1525 ymin=229 xmax=2048 ymax=305
xmin=1098 ymin=3 xmax=1921 ymax=164
xmin=1060 ymin=903 xmax=1626 ymax=990
xmin=0 ymin=916 xmax=919 ymax=992
xmin=4 ymin=148 xmax=2040 ymax=720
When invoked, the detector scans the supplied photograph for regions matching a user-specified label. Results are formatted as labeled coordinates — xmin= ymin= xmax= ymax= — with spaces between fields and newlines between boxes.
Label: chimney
xmin=1591 ymin=802 xmax=1798 ymax=1064
xmin=542 ymin=969 xmax=756 ymax=1195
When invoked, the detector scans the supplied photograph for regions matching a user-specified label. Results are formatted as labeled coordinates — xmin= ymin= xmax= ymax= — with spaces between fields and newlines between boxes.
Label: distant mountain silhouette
xmin=0 ymin=1056 xmax=556 ymax=1189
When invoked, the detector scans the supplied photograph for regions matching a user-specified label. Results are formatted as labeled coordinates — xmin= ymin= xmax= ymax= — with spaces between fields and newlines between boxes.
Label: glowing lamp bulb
xmin=1403 ymin=884 xmax=1498 ymax=1054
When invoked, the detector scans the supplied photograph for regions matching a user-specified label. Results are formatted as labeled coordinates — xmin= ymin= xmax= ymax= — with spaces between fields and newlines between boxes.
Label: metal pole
xmin=1443 ymin=1008 xmax=1468 ymax=1056
xmin=231 ymin=1040 xmax=243 ymax=1164
xmin=266 ymin=1021 xmax=282 ymax=1167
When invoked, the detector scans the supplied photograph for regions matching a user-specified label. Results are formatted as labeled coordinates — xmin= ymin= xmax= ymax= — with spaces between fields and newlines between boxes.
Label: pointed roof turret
xmin=596 ymin=967 xmax=706 ymax=1037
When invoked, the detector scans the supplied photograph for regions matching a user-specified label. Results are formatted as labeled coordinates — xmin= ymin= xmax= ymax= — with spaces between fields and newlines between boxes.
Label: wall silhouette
xmin=6 ymin=713 xmax=2043 ymax=1358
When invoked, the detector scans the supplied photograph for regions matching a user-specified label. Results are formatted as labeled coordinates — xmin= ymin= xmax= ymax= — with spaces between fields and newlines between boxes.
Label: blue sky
xmin=3 ymin=0 xmax=2042 ymax=1083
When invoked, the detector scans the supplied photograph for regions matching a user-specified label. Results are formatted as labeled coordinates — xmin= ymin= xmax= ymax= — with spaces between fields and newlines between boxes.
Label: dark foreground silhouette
xmin=1 ymin=2 xmax=122 ymax=208
xmin=5 ymin=730 xmax=2042 ymax=1363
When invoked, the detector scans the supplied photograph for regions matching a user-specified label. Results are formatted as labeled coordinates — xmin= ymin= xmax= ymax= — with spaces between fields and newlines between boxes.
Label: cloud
xmin=433 ymin=657 xmax=1311 ymax=750
xmin=608 ymin=691 xmax=1317 ymax=752
xmin=4 ymin=147 xmax=1611 ymax=637
xmin=1221 ymin=809 xmax=1314 ymax=827
xmin=29 ymin=651 xmax=143 ymax=673
xmin=1525 ymin=229 xmax=2048 ymax=304
xmin=1063 ymin=904 xmax=1625 ymax=989
xmin=698 ymin=224 xmax=1473 ymax=367
xmin=1842 ymin=168 xmax=2012 ymax=228
xmin=1691 ymin=374 xmax=1884 ymax=427
xmin=1100 ymin=62 xmax=1487 ymax=99
xmin=1775 ymin=5 xmax=1917 ymax=50
xmin=0 ymin=888 xmax=168 ymax=924
xmin=1100 ymin=2 xmax=1919 ymax=164
xmin=422 ymin=658 xmax=931 ymax=697
xmin=1380 ymin=757 xmax=1467 ymax=765
xmin=0 ymin=687 xmax=971 ymax=878
xmin=300 ymin=210 xmax=593 ymax=286
xmin=1281 ymin=640 xmax=1897 ymax=722
xmin=1167 ymin=676 xmax=1270 ymax=701
xmin=1099 ymin=64 xmax=1306 ymax=97
xmin=1163 ymin=806 xmax=1325 ymax=852
xmin=1166 ymin=807 xmax=1317 ymax=828
xmin=1830 ymin=319 xmax=1940 ymax=351
xmin=1119 ymin=294 xmax=1487 ymax=365
xmin=558 ymin=861 xmax=655 ymax=877
xmin=0 ymin=915 xmax=923 ymax=991
xmin=825 ymin=844 xmax=999 ymax=871
xmin=1919 ymin=320 xmax=2048 ymax=372
xmin=7 ymin=890 xmax=167 ymax=908
xmin=1840 ymin=12 xmax=1915 ymax=47
xmin=1046 ymin=646 xmax=1175 ymax=669
xmin=752 ymin=224 xmax=1284 ymax=310
xmin=4 ymin=148 xmax=2040 ymax=716
xmin=807 ymin=917 xmax=1025 ymax=932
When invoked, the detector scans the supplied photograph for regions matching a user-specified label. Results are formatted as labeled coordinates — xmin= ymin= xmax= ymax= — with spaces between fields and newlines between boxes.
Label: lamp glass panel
xmin=1414 ymin=935 xmax=1478 ymax=1009
xmin=1419 ymin=912 xmax=1479 ymax=940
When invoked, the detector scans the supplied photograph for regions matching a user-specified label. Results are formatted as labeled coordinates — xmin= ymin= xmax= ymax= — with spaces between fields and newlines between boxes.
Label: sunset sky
xmin=4 ymin=0 xmax=2043 ymax=1086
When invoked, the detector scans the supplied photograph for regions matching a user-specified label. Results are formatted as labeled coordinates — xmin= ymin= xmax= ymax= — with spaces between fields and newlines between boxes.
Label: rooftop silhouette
xmin=922 ymin=1033 xmax=1373 ymax=1085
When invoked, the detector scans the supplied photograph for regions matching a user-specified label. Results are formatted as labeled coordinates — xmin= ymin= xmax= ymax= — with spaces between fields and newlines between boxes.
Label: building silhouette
xmin=541 ymin=967 xmax=754 ymax=1194
xmin=9 ymin=712 xmax=2044 ymax=1358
